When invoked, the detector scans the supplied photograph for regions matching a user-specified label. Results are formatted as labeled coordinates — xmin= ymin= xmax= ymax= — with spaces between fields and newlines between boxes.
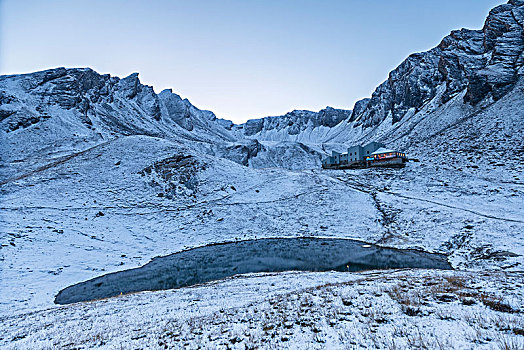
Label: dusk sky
xmin=0 ymin=0 xmax=505 ymax=123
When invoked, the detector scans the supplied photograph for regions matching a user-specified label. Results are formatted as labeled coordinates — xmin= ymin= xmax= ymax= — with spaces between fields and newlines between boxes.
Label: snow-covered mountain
xmin=230 ymin=0 xmax=524 ymax=175
xmin=352 ymin=0 xmax=523 ymax=127
xmin=325 ymin=0 xmax=524 ymax=146
xmin=0 ymin=67 xmax=332 ymax=172
xmin=232 ymin=107 xmax=352 ymax=143
xmin=2 ymin=0 xmax=522 ymax=173
xmin=0 ymin=67 xmax=234 ymax=141
xmin=1 ymin=1 xmax=523 ymax=349
xmin=231 ymin=0 xmax=524 ymax=154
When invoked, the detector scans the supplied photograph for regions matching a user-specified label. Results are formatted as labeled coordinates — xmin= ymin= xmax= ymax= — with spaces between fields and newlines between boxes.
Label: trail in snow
xmin=332 ymin=175 xmax=524 ymax=224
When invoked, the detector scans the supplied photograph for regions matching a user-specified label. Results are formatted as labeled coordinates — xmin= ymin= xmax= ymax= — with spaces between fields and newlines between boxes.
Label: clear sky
xmin=0 ymin=0 xmax=505 ymax=123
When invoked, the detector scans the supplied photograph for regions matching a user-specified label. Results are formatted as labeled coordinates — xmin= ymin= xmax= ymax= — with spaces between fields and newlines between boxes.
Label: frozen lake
xmin=55 ymin=237 xmax=451 ymax=304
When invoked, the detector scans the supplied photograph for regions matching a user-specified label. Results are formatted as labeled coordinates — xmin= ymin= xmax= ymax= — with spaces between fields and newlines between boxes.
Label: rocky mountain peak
xmin=0 ymin=67 xmax=236 ymax=142
xmin=118 ymin=72 xmax=141 ymax=99
xmin=236 ymin=106 xmax=351 ymax=139
xmin=350 ymin=0 xmax=523 ymax=128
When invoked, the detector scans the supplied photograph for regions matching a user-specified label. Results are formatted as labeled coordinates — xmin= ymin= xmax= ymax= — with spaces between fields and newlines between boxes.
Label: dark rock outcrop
xmin=221 ymin=139 xmax=264 ymax=166
xmin=159 ymin=89 xmax=197 ymax=131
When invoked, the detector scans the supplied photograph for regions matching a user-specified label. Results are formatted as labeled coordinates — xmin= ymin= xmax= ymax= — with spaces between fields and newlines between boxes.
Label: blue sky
xmin=0 ymin=0 xmax=504 ymax=123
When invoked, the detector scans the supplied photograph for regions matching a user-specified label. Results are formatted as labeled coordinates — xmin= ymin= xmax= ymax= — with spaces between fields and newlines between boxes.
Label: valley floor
xmin=1 ymin=135 xmax=523 ymax=349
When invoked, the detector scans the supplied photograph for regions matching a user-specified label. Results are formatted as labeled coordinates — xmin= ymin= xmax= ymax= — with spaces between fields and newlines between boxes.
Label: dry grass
xmin=479 ymin=293 xmax=517 ymax=313
xmin=387 ymin=283 xmax=423 ymax=316
xmin=496 ymin=336 xmax=524 ymax=350
xmin=40 ymin=271 xmax=523 ymax=350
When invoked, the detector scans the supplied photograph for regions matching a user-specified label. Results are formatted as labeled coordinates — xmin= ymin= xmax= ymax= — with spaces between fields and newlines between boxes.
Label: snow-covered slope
xmin=0 ymin=67 xmax=241 ymax=183
xmin=3 ymin=270 xmax=523 ymax=349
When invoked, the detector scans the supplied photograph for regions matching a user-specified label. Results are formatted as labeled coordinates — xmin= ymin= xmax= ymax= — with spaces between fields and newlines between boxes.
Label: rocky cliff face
xmin=234 ymin=107 xmax=352 ymax=142
xmin=0 ymin=67 xmax=234 ymax=142
xmin=221 ymin=2 xmax=523 ymax=145
xmin=350 ymin=0 xmax=524 ymax=128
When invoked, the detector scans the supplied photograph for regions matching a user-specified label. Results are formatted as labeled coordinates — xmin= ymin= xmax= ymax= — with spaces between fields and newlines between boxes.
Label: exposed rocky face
xmin=159 ymin=89 xmax=200 ymax=132
xmin=217 ymin=139 xmax=264 ymax=166
xmin=236 ymin=107 xmax=352 ymax=138
xmin=351 ymin=0 xmax=524 ymax=127
xmin=0 ymin=67 xmax=234 ymax=143
xmin=225 ymin=2 xmax=523 ymax=144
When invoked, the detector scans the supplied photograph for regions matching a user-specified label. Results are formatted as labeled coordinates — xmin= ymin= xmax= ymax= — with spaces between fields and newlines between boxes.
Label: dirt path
xmin=333 ymin=175 xmax=524 ymax=224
